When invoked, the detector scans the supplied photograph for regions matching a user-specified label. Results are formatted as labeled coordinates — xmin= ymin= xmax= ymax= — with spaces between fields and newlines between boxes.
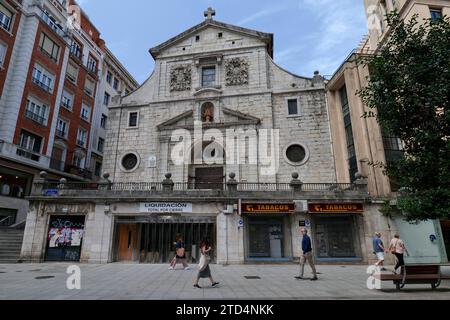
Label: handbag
xmin=198 ymin=254 xmax=207 ymax=271
xmin=390 ymin=239 xmax=398 ymax=254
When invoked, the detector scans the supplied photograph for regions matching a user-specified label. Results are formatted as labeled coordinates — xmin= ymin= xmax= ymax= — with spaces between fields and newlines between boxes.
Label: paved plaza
xmin=1 ymin=263 xmax=450 ymax=300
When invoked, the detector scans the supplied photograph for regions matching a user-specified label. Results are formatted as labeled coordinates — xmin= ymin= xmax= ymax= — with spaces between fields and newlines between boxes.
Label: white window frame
xmin=19 ymin=130 xmax=43 ymax=154
xmin=73 ymin=153 xmax=86 ymax=168
xmin=100 ymin=114 xmax=107 ymax=129
xmin=32 ymin=64 xmax=55 ymax=93
xmin=0 ymin=2 xmax=14 ymax=33
xmin=97 ymin=137 xmax=105 ymax=153
xmin=25 ymin=97 xmax=49 ymax=126
xmin=127 ymin=111 xmax=139 ymax=129
xmin=76 ymin=128 xmax=87 ymax=148
xmin=80 ymin=103 xmax=91 ymax=122
xmin=61 ymin=89 xmax=74 ymax=111
xmin=66 ymin=62 xmax=79 ymax=83
xmin=286 ymin=96 xmax=301 ymax=117
xmin=56 ymin=118 xmax=69 ymax=139
xmin=84 ymin=76 xmax=95 ymax=97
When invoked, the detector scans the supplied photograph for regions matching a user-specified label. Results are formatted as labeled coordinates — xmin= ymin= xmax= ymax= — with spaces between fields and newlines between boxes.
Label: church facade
xmin=20 ymin=9 xmax=406 ymax=265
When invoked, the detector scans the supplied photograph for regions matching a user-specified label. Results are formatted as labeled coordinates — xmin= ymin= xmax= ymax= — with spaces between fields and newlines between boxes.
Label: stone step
xmin=0 ymin=250 xmax=21 ymax=254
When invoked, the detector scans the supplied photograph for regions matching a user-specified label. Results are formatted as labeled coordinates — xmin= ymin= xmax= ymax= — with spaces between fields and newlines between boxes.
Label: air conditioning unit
xmin=294 ymin=200 xmax=308 ymax=213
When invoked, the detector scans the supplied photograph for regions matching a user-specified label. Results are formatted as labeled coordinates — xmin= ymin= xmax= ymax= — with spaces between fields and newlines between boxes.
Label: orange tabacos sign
xmin=242 ymin=203 xmax=295 ymax=214
xmin=309 ymin=203 xmax=364 ymax=213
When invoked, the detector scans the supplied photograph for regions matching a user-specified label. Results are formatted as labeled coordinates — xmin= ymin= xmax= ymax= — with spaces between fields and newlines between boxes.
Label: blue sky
xmin=78 ymin=0 xmax=368 ymax=84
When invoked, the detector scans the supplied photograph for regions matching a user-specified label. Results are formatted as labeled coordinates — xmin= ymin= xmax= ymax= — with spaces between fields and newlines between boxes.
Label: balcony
xmin=31 ymin=173 xmax=369 ymax=203
xmin=0 ymin=140 xmax=51 ymax=168
xmin=25 ymin=110 xmax=47 ymax=126
xmin=60 ymin=101 xmax=72 ymax=111
xmin=40 ymin=10 xmax=66 ymax=39
xmin=66 ymin=165 xmax=93 ymax=180
xmin=70 ymin=47 xmax=83 ymax=62
xmin=55 ymin=129 xmax=67 ymax=139
xmin=0 ymin=20 xmax=11 ymax=33
xmin=84 ymin=88 xmax=93 ymax=97
xmin=76 ymin=140 xmax=86 ymax=148
xmin=16 ymin=147 xmax=40 ymax=162
xmin=86 ymin=61 xmax=98 ymax=76
xmin=32 ymin=77 xmax=52 ymax=93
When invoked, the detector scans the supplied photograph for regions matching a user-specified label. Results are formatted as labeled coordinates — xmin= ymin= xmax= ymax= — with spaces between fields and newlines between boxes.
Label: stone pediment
xmin=157 ymin=107 xmax=261 ymax=131
xmin=149 ymin=19 xmax=273 ymax=59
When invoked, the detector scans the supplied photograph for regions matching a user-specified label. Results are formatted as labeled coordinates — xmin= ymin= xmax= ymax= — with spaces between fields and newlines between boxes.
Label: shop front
xmin=308 ymin=203 xmax=364 ymax=262
xmin=112 ymin=202 xmax=217 ymax=264
xmin=242 ymin=202 xmax=294 ymax=262
xmin=45 ymin=215 xmax=86 ymax=262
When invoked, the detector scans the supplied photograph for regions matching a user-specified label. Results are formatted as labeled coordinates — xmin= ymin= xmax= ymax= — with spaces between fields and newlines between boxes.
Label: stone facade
xmin=21 ymin=8 xmax=448 ymax=266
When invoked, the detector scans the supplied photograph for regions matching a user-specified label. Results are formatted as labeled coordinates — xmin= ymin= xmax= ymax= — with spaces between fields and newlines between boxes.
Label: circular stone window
xmin=120 ymin=153 xmax=140 ymax=172
xmin=285 ymin=144 xmax=309 ymax=166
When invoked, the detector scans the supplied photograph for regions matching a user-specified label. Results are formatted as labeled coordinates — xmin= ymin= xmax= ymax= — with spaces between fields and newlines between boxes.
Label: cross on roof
xmin=204 ymin=7 xmax=216 ymax=20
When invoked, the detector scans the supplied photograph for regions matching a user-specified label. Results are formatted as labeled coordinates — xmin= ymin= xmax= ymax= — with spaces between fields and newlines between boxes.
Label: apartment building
xmin=89 ymin=47 xmax=138 ymax=181
xmin=0 ymin=0 xmax=137 ymax=225
xmin=326 ymin=0 xmax=450 ymax=262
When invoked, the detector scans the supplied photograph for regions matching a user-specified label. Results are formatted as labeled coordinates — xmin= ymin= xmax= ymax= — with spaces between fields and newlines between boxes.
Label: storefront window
xmin=314 ymin=216 xmax=357 ymax=259
xmin=0 ymin=168 xmax=32 ymax=199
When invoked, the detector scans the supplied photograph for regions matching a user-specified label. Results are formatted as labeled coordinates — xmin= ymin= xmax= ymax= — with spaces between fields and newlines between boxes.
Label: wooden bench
xmin=374 ymin=265 xmax=450 ymax=291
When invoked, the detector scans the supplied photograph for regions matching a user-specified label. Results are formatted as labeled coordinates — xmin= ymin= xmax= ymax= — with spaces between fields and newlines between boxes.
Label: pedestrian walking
xmin=168 ymin=234 xmax=190 ymax=270
xmin=193 ymin=238 xmax=219 ymax=289
xmin=373 ymin=232 xmax=387 ymax=271
xmin=389 ymin=234 xmax=410 ymax=274
xmin=296 ymin=228 xmax=318 ymax=281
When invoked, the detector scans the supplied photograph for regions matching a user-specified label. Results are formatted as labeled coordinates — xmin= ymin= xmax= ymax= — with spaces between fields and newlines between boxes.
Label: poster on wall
xmin=45 ymin=216 xmax=85 ymax=262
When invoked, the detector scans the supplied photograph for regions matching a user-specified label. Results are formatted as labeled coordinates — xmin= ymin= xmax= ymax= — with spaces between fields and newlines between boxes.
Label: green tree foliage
xmin=359 ymin=13 xmax=450 ymax=221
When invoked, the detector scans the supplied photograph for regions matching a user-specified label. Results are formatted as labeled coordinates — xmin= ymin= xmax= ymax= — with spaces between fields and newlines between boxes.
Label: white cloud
xmin=236 ymin=5 xmax=289 ymax=26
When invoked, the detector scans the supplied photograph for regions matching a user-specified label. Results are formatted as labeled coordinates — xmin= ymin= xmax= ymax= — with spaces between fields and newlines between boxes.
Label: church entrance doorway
xmin=194 ymin=167 xmax=224 ymax=189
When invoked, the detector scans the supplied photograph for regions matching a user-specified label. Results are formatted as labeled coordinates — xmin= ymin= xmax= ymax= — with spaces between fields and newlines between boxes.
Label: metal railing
xmin=41 ymin=10 xmax=66 ymax=38
xmin=25 ymin=110 xmax=46 ymax=125
xmin=32 ymin=77 xmax=52 ymax=93
xmin=238 ymin=183 xmax=291 ymax=191
xmin=16 ymin=147 xmax=40 ymax=162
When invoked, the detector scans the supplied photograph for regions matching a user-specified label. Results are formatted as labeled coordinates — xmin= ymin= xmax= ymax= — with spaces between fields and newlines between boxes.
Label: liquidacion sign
xmin=140 ymin=202 xmax=193 ymax=213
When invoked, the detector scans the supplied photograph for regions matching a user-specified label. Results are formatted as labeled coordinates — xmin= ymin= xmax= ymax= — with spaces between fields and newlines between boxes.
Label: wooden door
xmin=118 ymin=224 xmax=138 ymax=261
xmin=195 ymin=167 xmax=224 ymax=189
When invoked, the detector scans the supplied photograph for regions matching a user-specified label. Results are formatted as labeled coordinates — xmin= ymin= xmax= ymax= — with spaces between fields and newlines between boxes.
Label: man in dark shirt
xmin=296 ymin=228 xmax=318 ymax=281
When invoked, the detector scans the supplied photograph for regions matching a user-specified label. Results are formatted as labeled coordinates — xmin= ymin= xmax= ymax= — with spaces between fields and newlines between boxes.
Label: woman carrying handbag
xmin=194 ymin=238 xmax=220 ymax=289
xmin=389 ymin=234 xmax=410 ymax=274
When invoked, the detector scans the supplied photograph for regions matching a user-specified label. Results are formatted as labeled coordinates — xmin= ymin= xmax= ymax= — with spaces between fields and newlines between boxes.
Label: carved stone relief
xmin=170 ymin=64 xmax=192 ymax=91
xmin=225 ymin=57 xmax=249 ymax=86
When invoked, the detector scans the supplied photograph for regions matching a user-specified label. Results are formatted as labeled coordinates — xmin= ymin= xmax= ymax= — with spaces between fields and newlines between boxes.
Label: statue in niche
xmin=201 ymin=103 xmax=214 ymax=123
